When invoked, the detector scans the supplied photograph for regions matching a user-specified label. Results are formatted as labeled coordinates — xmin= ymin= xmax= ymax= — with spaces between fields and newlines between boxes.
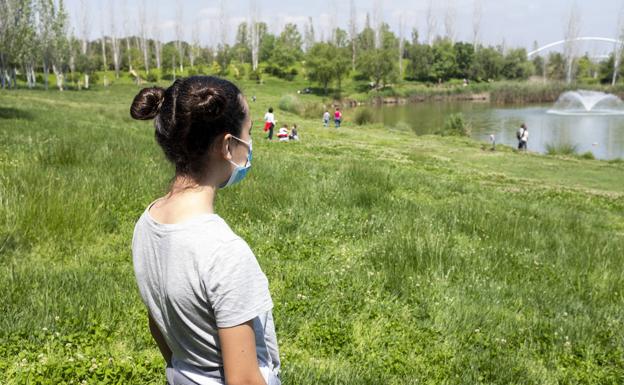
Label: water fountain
xmin=547 ymin=90 xmax=624 ymax=115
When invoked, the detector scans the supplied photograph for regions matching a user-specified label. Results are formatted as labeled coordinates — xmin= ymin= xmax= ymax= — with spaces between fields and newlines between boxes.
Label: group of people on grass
xmin=263 ymin=106 xmax=343 ymax=142
xmin=263 ymin=107 xmax=299 ymax=142
xmin=488 ymin=123 xmax=529 ymax=152
xmin=323 ymin=108 xmax=342 ymax=128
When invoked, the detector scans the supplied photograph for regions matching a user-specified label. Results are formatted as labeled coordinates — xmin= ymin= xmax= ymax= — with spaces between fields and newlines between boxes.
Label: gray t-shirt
xmin=132 ymin=205 xmax=280 ymax=384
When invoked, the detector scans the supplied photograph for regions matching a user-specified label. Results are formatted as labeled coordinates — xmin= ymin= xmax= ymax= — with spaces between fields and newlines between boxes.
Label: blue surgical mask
xmin=220 ymin=136 xmax=252 ymax=189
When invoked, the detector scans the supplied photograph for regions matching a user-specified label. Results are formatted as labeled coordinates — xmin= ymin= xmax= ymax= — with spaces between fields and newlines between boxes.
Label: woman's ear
xmin=219 ymin=134 xmax=233 ymax=161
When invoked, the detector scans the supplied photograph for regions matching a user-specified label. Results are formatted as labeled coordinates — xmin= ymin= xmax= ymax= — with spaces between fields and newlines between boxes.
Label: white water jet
xmin=548 ymin=90 xmax=624 ymax=116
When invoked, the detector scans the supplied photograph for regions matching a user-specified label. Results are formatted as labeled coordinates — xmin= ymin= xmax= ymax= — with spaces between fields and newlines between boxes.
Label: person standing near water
xmin=517 ymin=123 xmax=529 ymax=151
xmin=264 ymin=107 xmax=276 ymax=140
xmin=130 ymin=76 xmax=280 ymax=385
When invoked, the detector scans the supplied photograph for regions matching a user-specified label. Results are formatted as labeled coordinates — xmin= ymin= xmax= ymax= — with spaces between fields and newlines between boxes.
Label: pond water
xmin=362 ymin=102 xmax=624 ymax=160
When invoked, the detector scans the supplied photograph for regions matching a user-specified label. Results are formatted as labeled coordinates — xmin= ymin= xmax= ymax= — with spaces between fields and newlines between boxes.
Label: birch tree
xmin=175 ymin=0 xmax=184 ymax=71
xmin=563 ymin=4 xmax=581 ymax=84
xmin=398 ymin=14 xmax=405 ymax=77
xmin=349 ymin=0 xmax=357 ymax=70
xmin=190 ymin=18 xmax=200 ymax=68
xmin=613 ymin=3 xmax=624 ymax=86
xmin=38 ymin=0 xmax=56 ymax=89
xmin=303 ymin=17 xmax=315 ymax=52
xmin=139 ymin=0 xmax=150 ymax=72
xmin=472 ymin=0 xmax=483 ymax=49
xmin=373 ymin=0 xmax=383 ymax=49
xmin=425 ymin=0 xmax=437 ymax=45
xmin=122 ymin=0 xmax=132 ymax=72
xmin=51 ymin=0 xmax=69 ymax=91
xmin=444 ymin=0 xmax=456 ymax=43
xmin=78 ymin=0 xmax=89 ymax=54
xmin=109 ymin=0 xmax=120 ymax=78
xmin=22 ymin=1 xmax=38 ymax=88
xmin=249 ymin=0 xmax=260 ymax=70
xmin=151 ymin=7 xmax=162 ymax=70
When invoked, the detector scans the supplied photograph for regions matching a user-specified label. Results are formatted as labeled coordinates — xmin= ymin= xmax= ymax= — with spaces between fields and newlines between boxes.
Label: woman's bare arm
xmin=218 ymin=320 xmax=267 ymax=385
xmin=148 ymin=312 xmax=172 ymax=367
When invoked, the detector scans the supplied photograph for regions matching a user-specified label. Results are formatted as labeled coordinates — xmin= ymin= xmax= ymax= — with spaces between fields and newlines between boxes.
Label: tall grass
xmin=1 ymin=83 xmax=623 ymax=384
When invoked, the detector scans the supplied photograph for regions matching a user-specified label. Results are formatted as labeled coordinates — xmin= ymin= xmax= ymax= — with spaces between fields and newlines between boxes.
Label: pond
xmin=362 ymin=101 xmax=624 ymax=160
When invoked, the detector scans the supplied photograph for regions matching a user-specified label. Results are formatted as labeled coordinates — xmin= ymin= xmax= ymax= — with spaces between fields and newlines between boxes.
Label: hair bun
xmin=194 ymin=87 xmax=227 ymax=120
xmin=130 ymin=87 xmax=166 ymax=120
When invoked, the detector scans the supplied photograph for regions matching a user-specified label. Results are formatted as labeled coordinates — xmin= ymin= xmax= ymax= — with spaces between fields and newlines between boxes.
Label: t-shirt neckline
xmin=144 ymin=199 xmax=220 ymax=231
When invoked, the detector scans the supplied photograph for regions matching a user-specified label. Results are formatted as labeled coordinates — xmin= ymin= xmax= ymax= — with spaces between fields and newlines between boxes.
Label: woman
xmin=130 ymin=76 xmax=280 ymax=385
xmin=334 ymin=108 xmax=342 ymax=128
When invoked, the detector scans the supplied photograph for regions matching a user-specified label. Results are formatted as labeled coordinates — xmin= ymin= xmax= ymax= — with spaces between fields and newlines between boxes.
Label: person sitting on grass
xmin=289 ymin=124 xmax=299 ymax=141
xmin=277 ymin=124 xmax=290 ymax=142
xmin=130 ymin=76 xmax=281 ymax=385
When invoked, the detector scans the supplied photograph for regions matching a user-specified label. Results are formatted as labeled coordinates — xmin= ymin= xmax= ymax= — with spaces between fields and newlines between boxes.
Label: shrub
xmin=545 ymin=143 xmax=578 ymax=156
xmin=580 ymin=151 xmax=595 ymax=160
xmin=438 ymin=113 xmax=470 ymax=136
xmin=392 ymin=121 xmax=412 ymax=132
xmin=301 ymin=102 xmax=325 ymax=119
xmin=279 ymin=94 xmax=303 ymax=114
xmin=354 ymin=109 xmax=375 ymax=125
xmin=248 ymin=69 xmax=262 ymax=82
xmin=146 ymin=72 xmax=159 ymax=83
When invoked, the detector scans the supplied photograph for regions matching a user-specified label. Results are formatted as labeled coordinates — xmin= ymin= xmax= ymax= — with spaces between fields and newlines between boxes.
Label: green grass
xmin=1 ymin=78 xmax=623 ymax=384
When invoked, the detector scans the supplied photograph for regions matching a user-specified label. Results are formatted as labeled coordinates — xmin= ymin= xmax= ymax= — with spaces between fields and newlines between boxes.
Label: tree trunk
xmin=10 ymin=68 xmax=17 ymax=89
xmin=613 ymin=44 xmax=621 ymax=86
xmin=53 ymin=65 xmax=64 ymax=91
xmin=85 ymin=74 xmax=90 ymax=89
xmin=43 ymin=61 xmax=49 ymax=90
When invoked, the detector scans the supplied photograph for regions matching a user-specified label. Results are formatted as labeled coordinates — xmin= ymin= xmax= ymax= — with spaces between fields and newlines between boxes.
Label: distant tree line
xmin=0 ymin=0 xmax=622 ymax=92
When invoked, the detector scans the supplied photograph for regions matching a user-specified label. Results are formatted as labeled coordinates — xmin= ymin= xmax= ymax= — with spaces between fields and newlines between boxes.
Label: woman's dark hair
xmin=130 ymin=76 xmax=247 ymax=177
xmin=268 ymin=107 xmax=273 ymax=113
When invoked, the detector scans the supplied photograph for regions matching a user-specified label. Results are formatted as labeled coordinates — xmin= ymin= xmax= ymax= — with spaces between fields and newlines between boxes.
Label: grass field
xmin=1 ymin=78 xmax=623 ymax=384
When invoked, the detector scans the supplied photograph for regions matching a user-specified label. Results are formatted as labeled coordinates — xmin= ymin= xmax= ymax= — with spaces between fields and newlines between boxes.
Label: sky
xmin=65 ymin=0 xmax=623 ymax=56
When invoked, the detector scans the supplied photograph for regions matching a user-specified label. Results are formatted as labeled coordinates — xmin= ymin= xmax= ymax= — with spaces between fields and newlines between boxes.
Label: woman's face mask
xmin=220 ymin=136 xmax=252 ymax=189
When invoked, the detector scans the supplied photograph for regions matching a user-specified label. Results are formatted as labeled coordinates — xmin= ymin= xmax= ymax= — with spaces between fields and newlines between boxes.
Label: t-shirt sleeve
xmin=204 ymin=238 xmax=273 ymax=328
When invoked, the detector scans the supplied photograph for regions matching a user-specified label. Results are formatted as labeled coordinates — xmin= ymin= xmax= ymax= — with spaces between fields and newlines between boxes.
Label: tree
xmin=249 ymin=1 xmax=260 ymax=70
xmin=305 ymin=42 xmax=336 ymax=94
xmin=175 ymin=0 xmax=184 ymax=72
xmin=430 ymin=39 xmax=457 ymax=81
xmin=472 ymin=0 xmax=482 ymax=49
xmin=471 ymin=46 xmax=504 ymax=81
xmin=139 ymin=0 xmax=150 ymax=73
xmin=454 ymin=42 xmax=474 ymax=79
xmin=278 ymin=23 xmax=303 ymax=58
xmin=546 ymin=52 xmax=566 ymax=81
xmin=563 ymin=4 xmax=581 ymax=84
xmin=357 ymin=48 xmax=397 ymax=88
xmin=121 ymin=0 xmax=133 ymax=72
xmin=109 ymin=0 xmax=121 ymax=77
xmin=349 ymin=0 xmax=357 ymax=70
xmin=444 ymin=0 xmax=457 ymax=43
xmin=357 ymin=16 xmax=375 ymax=52
xmin=333 ymin=28 xmax=348 ymax=49
xmin=406 ymin=43 xmax=434 ymax=81
xmin=303 ymin=17 xmax=315 ymax=52
xmin=502 ymin=48 xmax=533 ymax=80
xmin=234 ymin=22 xmax=251 ymax=63
xmin=150 ymin=7 xmax=161 ymax=71
xmin=613 ymin=4 xmax=624 ymax=85
xmin=51 ymin=0 xmax=69 ymax=91
xmin=425 ymin=0 xmax=437 ymax=45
